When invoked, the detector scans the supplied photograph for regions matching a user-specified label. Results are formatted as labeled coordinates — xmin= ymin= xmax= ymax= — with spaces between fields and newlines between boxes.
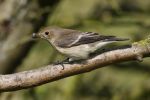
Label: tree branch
xmin=0 ymin=36 xmax=150 ymax=92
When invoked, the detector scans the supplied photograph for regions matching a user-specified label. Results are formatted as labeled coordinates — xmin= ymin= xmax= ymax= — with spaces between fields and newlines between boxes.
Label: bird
xmin=32 ymin=27 xmax=129 ymax=64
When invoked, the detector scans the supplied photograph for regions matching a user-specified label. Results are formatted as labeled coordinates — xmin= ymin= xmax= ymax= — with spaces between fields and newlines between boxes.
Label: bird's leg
xmin=62 ymin=57 xmax=70 ymax=63
xmin=53 ymin=57 xmax=70 ymax=70
xmin=54 ymin=57 xmax=70 ymax=64
xmin=53 ymin=57 xmax=84 ymax=69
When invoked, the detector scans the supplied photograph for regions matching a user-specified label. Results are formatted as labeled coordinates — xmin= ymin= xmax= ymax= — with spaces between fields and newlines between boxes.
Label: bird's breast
xmin=55 ymin=45 xmax=90 ymax=59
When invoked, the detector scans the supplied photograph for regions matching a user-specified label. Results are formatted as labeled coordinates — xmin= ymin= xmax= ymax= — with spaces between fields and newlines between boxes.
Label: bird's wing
xmin=55 ymin=32 xmax=128 ymax=48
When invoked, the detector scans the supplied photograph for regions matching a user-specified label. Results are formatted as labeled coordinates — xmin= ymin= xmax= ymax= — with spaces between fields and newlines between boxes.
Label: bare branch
xmin=0 ymin=36 xmax=150 ymax=92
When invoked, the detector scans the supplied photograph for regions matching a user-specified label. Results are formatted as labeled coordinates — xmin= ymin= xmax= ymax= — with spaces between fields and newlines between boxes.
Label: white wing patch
xmin=68 ymin=32 xmax=99 ymax=47
xmin=68 ymin=33 xmax=83 ymax=47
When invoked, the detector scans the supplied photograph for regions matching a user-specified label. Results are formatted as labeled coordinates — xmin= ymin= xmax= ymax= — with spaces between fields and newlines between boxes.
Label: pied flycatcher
xmin=32 ymin=27 xmax=128 ymax=62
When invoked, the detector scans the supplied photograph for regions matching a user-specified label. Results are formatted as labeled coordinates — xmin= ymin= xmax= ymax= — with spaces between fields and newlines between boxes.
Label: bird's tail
xmin=103 ymin=36 xmax=129 ymax=41
xmin=113 ymin=37 xmax=129 ymax=41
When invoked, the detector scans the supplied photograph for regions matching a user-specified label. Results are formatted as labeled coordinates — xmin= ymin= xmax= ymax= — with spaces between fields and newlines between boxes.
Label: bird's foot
xmin=53 ymin=58 xmax=70 ymax=70
xmin=53 ymin=58 xmax=84 ymax=70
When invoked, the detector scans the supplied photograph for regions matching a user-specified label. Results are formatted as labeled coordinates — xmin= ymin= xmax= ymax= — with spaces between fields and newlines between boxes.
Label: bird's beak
xmin=32 ymin=33 xmax=40 ymax=38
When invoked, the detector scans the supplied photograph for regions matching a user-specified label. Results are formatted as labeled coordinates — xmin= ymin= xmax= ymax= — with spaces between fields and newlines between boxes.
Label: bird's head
xmin=32 ymin=27 xmax=63 ymax=42
xmin=32 ymin=27 xmax=54 ymax=40
xmin=32 ymin=26 xmax=77 ymax=43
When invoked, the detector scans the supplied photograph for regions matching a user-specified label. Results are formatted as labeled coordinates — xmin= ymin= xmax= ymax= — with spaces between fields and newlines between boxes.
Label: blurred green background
xmin=0 ymin=0 xmax=150 ymax=100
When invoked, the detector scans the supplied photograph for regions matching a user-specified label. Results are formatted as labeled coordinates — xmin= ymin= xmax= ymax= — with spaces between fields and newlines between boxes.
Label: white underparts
xmin=54 ymin=41 xmax=115 ymax=60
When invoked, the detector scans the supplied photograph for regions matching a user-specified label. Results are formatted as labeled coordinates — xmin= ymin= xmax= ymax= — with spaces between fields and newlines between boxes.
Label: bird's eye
xmin=45 ymin=31 xmax=49 ymax=35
